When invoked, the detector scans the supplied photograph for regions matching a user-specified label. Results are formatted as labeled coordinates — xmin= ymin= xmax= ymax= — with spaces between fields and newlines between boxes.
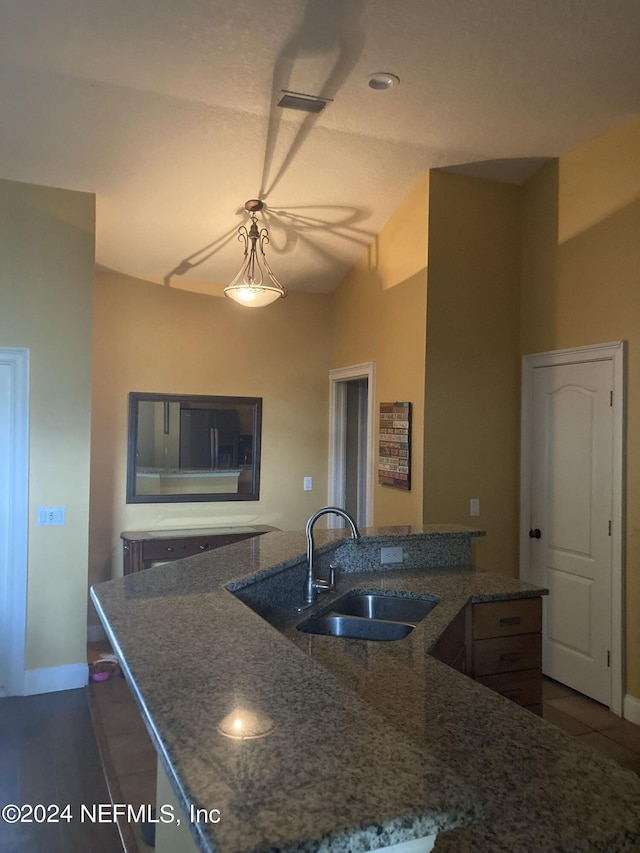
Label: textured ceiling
xmin=1 ymin=0 xmax=639 ymax=294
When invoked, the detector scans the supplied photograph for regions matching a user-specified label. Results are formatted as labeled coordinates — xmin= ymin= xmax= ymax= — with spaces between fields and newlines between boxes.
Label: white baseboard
xmin=23 ymin=662 xmax=88 ymax=695
xmin=87 ymin=623 xmax=107 ymax=643
xmin=623 ymin=693 xmax=640 ymax=725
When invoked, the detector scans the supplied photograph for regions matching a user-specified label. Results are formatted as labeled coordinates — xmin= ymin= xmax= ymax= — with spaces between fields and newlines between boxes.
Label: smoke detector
xmin=368 ymin=72 xmax=400 ymax=91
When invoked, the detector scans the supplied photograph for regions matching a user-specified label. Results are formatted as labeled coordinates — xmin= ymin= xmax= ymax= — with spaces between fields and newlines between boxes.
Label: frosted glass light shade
xmin=224 ymin=284 xmax=284 ymax=308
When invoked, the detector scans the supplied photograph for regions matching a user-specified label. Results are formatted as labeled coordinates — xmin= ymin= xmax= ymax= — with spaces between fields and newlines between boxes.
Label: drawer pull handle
xmin=500 ymin=688 xmax=522 ymax=700
xmin=500 ymin=616 xmax=522 ymax=626
xmin=199 ymin=543 xmax=211 ymax=551
xmin=166 ymin=547 xmax=174 ymax=552
xmin=499 ymin=652 xmax=523 ymax=663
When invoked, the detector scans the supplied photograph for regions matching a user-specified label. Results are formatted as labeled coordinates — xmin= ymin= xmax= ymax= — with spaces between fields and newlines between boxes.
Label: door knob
xmin=529 ymin=528 xmax=541 ymax=539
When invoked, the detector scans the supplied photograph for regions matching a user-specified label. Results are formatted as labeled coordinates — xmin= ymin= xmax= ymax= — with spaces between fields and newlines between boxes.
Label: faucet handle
xmin=328 ymin=563 xmax=340 ymax=588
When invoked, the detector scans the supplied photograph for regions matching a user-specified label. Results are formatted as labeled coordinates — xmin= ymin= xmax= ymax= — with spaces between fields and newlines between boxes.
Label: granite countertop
xmin=91 ymin=527 xmax=640 ymax=853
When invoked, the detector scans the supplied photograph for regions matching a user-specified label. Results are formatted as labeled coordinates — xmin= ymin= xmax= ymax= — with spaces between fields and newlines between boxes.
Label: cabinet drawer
xmin=472 ymin=598 xmax=541 ymax=640
xmin=476 ymin=668 xmax=542 ymax=707
xmin=472 ymin=633 xmax=541 ymax=676
xmin=142 ymin=536 xmax=215 ymax=561
xmin=207 ymin=533 xmax=256 ymax=549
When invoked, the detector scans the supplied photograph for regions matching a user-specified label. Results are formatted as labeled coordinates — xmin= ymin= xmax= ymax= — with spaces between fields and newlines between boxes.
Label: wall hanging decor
xmin=378 ymin=402 xmax=411 ymax=490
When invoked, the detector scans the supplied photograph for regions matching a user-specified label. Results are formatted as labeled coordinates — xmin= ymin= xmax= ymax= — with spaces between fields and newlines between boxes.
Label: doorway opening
xmin=328 ymin=362 xmax=376 ymax=528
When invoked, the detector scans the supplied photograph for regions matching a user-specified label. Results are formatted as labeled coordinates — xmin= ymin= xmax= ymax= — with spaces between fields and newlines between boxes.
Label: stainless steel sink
xmin=296 ymin=591 xmax=438 ymax=641
xmin=332 ymin=593 xmax=437 ymax=624
xmin=297 ymin=613 xmax=414 ymax=641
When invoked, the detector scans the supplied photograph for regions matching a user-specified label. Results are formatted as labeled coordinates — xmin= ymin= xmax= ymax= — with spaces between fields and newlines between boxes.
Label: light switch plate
xmin=303 ymin=477 xmax=313 ymax=491
xmin=470 ymin=498 xmax=480 ymax=517
xmin=37 ymin=506 xmax=66 ymax=526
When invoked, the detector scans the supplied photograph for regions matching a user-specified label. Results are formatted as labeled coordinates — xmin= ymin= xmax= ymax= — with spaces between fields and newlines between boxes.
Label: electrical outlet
xmin=470 ymin=498 xmax=480 ymax=517
xmin=37 ymin=506 xmax=66 ymax=526
xmin=303 ymin=477 xmax=313 ymax=491
xmin=381 ymin=546 xmax=403 ymax=564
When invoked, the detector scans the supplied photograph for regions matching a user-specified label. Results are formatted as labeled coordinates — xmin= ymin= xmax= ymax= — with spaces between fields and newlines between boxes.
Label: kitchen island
xmin=91 ymin=526 xmax=640 ymax=853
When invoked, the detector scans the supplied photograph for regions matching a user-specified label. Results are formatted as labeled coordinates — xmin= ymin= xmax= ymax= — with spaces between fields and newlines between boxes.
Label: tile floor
xmin=88 ymin=641 xmax=640 ymax=852
xmin=542 ymin=678 xmax=640 ymax=775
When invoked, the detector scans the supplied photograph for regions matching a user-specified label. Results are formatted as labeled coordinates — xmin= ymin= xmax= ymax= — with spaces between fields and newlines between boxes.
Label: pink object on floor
xmin=90 ymin=671 xmax=111 ymax=682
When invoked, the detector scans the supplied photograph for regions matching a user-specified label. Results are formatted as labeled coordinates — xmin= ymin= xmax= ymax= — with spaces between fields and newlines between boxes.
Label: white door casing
xmin=356 ymin=378 xmax=369 ymax=526
xmin=520 ymin=342 xmax=624 ymax=715
xmin=0 ymin=347 xmax=29 ymax=697
xmin=328 ymin=362 xmax=376 ymax=528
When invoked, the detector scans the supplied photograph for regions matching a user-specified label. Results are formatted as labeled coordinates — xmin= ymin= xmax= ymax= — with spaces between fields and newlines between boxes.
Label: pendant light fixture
xmin=224 ymin=200 xmax=287 ymax=308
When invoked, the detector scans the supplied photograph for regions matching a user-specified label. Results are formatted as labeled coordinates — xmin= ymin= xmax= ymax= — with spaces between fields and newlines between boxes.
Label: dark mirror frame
xmin=126 ymin=392 xmax=262 ymax=504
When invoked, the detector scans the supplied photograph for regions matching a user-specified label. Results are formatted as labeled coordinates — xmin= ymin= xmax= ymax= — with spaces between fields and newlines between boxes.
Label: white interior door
xmin=529 ymin=359 xmax=613 ymax=705
xmin=0 ymin=348 xmax=29 ymax=697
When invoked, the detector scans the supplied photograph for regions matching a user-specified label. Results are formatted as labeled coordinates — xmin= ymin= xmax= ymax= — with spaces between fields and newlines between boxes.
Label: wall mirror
xmin=126 ymin=392 xmax=262 ymax=503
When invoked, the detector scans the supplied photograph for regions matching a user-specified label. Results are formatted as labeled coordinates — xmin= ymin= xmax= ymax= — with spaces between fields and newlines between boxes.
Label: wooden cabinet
xmin=469 ymin=597 xmax=542 ymax=714
xmin=431 ymin=607 xmax=467 ymax=674
xmin=120 ymin=526 xmax=278 ymax=575
xmin=472 ymin=633 xmax=541 ymax=677
xmin=471 ymin=598 xmax=542 ymax=640
xmin=430 ymin=596 xmax=543 ymax=715
xmin=475 ymin=668 xmax=542 ymax=708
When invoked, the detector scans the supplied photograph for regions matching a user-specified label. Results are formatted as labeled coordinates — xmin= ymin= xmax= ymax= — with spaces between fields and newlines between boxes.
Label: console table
xmin=120 ymin=525 xmax=278 ymax=575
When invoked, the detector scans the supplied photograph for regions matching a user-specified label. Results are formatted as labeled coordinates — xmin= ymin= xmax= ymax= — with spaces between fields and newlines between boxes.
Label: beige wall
xmin=0 ymin=178 xmax=95 ymax=672
xmin=424 ymin=171 xmax=522 ymax=573
xmin=521 ymin=116 xmax=640 ymax=697
xmin=331 ymin=174 xmax=429 ymax=525
xmin=89 ymin=273 xmax=332 ymax=594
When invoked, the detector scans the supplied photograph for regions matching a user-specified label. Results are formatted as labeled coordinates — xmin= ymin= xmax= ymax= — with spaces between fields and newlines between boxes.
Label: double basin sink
xmin=297 ymin=591 xmax=438 ymax=641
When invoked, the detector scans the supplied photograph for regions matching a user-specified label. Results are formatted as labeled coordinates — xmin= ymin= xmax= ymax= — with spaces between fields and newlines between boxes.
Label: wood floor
xmin=0 ymin=688 xmax=123 ymax=853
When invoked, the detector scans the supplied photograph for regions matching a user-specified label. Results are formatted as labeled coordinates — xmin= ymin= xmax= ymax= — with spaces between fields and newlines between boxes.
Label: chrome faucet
xmin=303 ymin=506 xmax=360 ymax=606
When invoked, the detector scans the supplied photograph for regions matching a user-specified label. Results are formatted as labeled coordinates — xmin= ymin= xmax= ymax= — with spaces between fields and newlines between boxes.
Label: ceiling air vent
xmin=277 ymin=90 xmax=332 ymax=114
